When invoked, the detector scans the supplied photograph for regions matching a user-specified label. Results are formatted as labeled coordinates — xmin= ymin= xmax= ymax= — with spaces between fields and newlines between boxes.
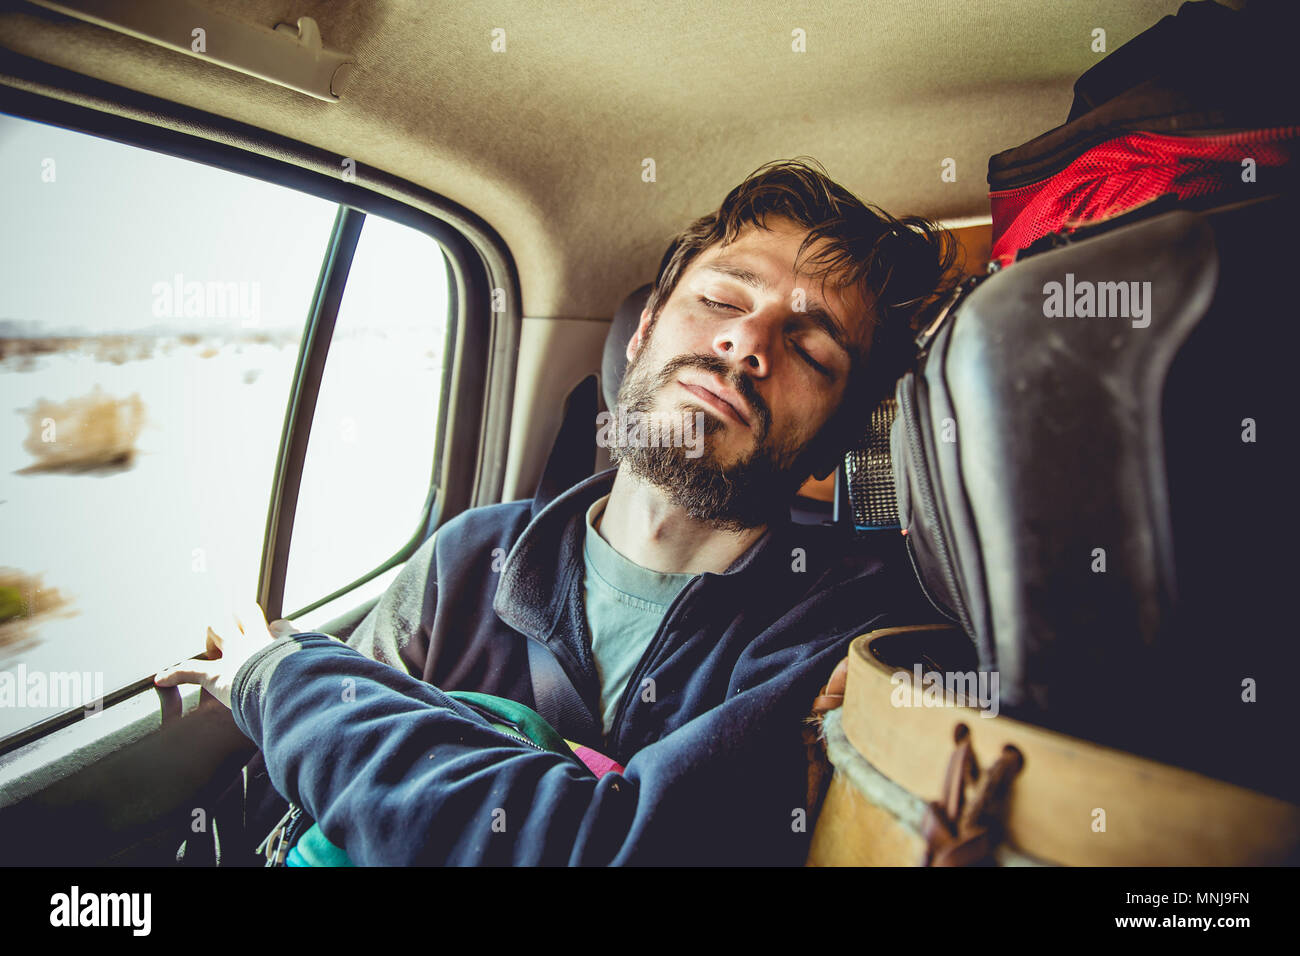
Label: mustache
xmin=653 ymin=353 xmax=771 ymax=433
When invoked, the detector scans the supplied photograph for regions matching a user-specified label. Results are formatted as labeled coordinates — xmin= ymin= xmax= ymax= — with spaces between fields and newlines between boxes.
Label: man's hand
xmin=154 ymin=599 xmax=290 ymax=709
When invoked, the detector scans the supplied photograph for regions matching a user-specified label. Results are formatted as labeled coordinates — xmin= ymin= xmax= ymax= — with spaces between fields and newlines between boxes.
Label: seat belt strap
xmin=525 ymin=637 xmax=601 ymax=747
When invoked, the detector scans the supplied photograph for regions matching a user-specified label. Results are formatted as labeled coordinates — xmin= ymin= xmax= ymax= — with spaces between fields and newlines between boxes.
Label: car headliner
xmin=0 ymin=0 xmax=1199 ymax=319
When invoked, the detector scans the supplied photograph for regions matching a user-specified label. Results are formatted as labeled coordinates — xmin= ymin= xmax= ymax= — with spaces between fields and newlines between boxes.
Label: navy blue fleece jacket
xmin=229 ymin=467 xmax=927 ymax=865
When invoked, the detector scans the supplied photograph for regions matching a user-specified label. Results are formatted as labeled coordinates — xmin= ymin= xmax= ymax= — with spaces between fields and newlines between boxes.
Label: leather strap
xmin=922 ymin=732 xmax=1023 ymax=867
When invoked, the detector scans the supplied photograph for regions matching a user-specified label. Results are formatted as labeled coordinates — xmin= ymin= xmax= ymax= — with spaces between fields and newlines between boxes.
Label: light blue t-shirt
xmin=582 ymin=495 xmax=695 ymax=736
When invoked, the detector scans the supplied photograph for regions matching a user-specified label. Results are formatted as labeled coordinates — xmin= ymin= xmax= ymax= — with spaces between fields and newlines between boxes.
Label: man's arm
xmin=230 ymin=632 xmax=835 ymax=865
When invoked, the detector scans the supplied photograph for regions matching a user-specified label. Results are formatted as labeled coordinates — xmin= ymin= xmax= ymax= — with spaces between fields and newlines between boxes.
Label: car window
xmin=281 ymin=213 xmax=450 ymax=618
xmin=0 ymin=112 xmax=449 ymax=739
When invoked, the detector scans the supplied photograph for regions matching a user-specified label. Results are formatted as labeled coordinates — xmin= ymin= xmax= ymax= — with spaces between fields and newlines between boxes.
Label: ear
xmin=626 ymin=305 xmax=652 ymax=363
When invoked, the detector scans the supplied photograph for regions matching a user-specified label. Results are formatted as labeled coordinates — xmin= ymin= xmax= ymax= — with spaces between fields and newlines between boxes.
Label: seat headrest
xmin=603 ymin=283 xmax=652 ymax=410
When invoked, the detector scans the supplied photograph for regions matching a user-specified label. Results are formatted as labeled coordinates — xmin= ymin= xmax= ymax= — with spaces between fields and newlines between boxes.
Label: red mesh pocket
xmin=989 ymin=127 xmax=1299 ymax=266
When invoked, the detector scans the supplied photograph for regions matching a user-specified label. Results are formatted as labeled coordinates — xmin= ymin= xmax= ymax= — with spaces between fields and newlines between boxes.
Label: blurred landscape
xmin=1 ymin=323 xmax=301 ymax=471
xmin=0 ymin=325 xmax=304 ymax=714
xmin=0 ymin=322 xmax=439 ymax=737
xmin=0 ymin=568 xmax=72 ymax=656
xmin=0 ymin=320 xmax=301 ymax=366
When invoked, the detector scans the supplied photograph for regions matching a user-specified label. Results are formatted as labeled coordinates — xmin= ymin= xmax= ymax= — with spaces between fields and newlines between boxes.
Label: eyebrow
xmin=705 ymin=259 xmax=854 ymax=358
xmin=705 ymin=261 xmax=771 ymax=292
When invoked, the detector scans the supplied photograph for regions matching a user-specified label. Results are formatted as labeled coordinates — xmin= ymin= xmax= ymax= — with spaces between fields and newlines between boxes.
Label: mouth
xmin=677 ymin=379 xmax=752 ymax=429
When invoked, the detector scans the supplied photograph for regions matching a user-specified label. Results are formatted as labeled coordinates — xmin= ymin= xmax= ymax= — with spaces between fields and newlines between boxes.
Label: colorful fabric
xmin=567 ymin=743 xmax=625 ymax=778
xmin=286 ymin=821 xmax=354 ymax=867
xmin=989 ymin=127 xmax=1299 ymax=266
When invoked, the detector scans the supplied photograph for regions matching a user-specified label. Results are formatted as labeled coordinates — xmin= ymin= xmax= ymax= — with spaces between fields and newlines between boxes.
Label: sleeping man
xmin=156 ymin=158 xmax=957 ymax=865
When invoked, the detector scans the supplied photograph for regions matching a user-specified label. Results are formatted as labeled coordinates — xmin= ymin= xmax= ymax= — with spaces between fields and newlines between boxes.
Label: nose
xmin=712 ymin=312 xmax=774 ymax=376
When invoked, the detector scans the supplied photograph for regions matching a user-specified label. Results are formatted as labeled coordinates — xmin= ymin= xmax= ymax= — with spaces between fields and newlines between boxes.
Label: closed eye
xmin=699 ymin=295 xmax=739 ymax=312
xmin=793 ymin=341 xmax=831 ymax=377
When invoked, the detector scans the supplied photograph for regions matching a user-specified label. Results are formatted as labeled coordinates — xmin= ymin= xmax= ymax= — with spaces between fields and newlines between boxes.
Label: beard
xmin=609 ymin=344 xmax=813 ymax=531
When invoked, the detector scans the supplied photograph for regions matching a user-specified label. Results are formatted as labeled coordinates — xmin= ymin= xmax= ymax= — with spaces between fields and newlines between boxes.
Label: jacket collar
xmin=493 ymin=466 xmax=793 ymax=641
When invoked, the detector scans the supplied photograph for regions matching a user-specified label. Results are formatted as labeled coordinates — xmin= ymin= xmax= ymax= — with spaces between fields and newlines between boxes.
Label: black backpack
xmin=889 ymin=192 xmax=1298 ymax=802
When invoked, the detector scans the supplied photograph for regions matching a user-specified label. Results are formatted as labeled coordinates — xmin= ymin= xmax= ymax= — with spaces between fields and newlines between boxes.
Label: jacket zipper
xmin=606 ymin=572 xmax=704 ymax=755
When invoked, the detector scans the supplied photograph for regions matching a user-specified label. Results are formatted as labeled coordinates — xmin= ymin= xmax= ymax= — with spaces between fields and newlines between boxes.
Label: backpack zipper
xmin=896 ymin=376 xmax=978 ymax=645
xmin=903 ymin=528 xmax=961 ymax=626
xmin=455 ymin=698 xmax=549 ymax=752
xmin=914 ymin=275 xmax=981 ymax=358
xmin=261 ymin=803 xmax=305 ymax=867
xmin=497 ymin=725 xmax=546 ymax=752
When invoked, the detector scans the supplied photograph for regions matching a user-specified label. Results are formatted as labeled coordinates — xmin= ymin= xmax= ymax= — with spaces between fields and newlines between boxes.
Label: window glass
xmin=0 ymin=112 xmax=338 ymax=738
xmin=281 ymin=214 xmax=449 ymax=617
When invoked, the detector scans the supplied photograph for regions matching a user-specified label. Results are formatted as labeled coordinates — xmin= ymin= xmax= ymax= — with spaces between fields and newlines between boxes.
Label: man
xmin=156 ymin=159 xmax=958 ymax=865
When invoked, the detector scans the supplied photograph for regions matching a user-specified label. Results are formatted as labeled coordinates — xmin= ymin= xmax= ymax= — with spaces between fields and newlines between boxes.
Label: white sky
xmin=0 ymin=111 xmax=446 ymax=336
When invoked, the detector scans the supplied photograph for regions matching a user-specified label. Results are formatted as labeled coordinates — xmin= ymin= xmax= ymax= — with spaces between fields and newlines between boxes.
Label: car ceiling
xmin=1 ymin=0 xmax=1205 ymax=318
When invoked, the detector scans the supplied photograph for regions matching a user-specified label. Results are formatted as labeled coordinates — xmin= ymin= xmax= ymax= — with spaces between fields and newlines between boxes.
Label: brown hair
xmin=646 ymin=158 xmax=959 ymax=460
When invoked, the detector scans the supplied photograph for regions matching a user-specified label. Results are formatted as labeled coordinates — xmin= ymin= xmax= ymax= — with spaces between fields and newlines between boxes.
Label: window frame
xmin=0 ymin=76 xmax=516 ymax=756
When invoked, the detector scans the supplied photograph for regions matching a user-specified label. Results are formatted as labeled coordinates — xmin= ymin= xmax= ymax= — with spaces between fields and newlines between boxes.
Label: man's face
xmin=612 ymin=216 xmax=875 ymax=530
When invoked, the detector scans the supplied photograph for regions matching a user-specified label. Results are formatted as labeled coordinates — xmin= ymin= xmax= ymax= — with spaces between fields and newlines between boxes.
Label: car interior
xmin=0 ymin=0 xmax=1295 ymax=873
